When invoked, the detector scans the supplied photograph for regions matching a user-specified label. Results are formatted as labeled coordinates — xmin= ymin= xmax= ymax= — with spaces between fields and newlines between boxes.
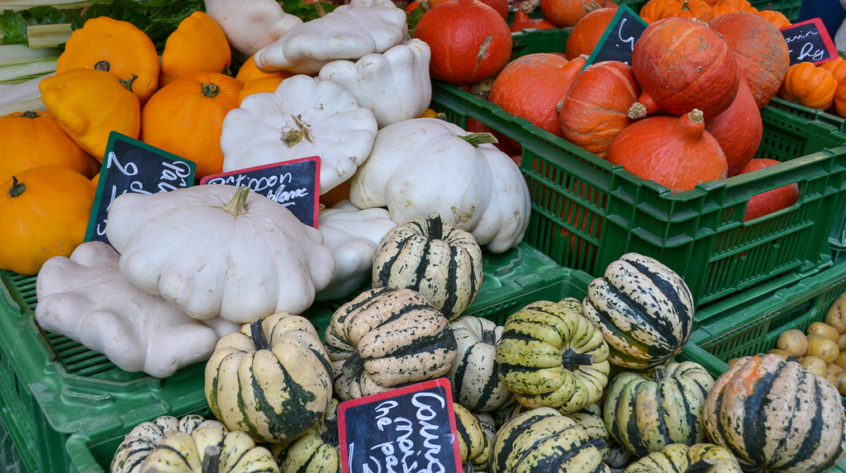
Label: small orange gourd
xmin=141 ymin=73 xmax=243 ymax=178
xmin=235 ymin=54 xmax=291 ymax=83
xmin=709 ymin=0 xmax=738 ymax=18
xmin=0 ymin=166 xmax=95 ymax=275
xmin=0 ymin=111 xmax=97 ymax=183
xmin=39 ymin=68 xmax=141 ymax=161
xmin=674 ymin=0 xmax=714 ymax=22
xmin=160 ymin=11 xmax=232 ymax=86
xmin=639 ymin=0 xmax=679 ymax=23
xmin=238 ymin=76 xmax=286 ymax=104
xmin=821 ymin=57 xmax=846 ymax=84
xmin=56 ymin=16 xmax=160 ymax=103
xmin=756 ymin=9 xmax=791 ymax=28
xmin=834 ymin=80 xmax=846 ymax=118
xmin=778 ymin=62 xmax=837 ymax=110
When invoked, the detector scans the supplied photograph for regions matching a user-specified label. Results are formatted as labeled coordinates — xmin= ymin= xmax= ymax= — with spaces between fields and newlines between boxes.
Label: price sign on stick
xmin=338 ymin=378 xmax=462 ymax=473
xmin=781 ymin=18 xmax=838 ymax=65
xmin=86 ymin=132 xmax=196 ymax=245
xmin=583 ymin=3 xmax=648 ymax=68
xmin=200 ymin=156 xmax=321 ymax=228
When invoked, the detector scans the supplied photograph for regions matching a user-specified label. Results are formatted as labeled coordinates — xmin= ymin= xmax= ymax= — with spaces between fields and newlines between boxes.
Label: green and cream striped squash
xmin=273 ymin=399 xmax=341 ymax=473
xmin=506 ymin=403 xmax=611 ymax=462
xmin=582 ymin=253 xmax=694 ymax=370
xmin=205 ymin=313 xmax=334 ymax=444
xmin=138 ymin=420 xmax=279 ymax=473
xmin=604 ymin=361 xmax=714 ymax=457
xmin=496 ymin=297 xmax=610 ymax=413
xmin=449 ymin=315 xmax=512 ymax=412
xmin=111 ymin=414 xmax=207 ymax=473
xmin=624 ymin=443 xmax=742 ymax=473
xmin=324 ymin=287 xmax=457 ymax=400
xmin=703 ymin=354 xmax=846 ymax=472
xmin=491 ymin=407 xmax=610 ymax=473
xmin=454 ymin=403 xmax=493 ymax=472
xmin=372 ymin=213 xmax=483 ymax=320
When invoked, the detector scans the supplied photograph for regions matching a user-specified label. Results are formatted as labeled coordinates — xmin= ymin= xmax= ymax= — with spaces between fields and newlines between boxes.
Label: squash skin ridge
xmin=623 ymin=257 xmax=693 ymax=337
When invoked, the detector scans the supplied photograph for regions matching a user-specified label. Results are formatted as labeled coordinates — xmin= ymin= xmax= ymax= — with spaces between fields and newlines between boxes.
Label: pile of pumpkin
xmin=781 ymin=57 xmax=846 ymax=119
xmin=105 ymin=216 xmax=846 ymax=473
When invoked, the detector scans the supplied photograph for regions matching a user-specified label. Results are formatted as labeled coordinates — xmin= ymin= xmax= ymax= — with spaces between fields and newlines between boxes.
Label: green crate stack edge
xmin=0 ymin=242 xmax=577 ymax=473
xmin=431 ymin=28 xmax=846 ymax=321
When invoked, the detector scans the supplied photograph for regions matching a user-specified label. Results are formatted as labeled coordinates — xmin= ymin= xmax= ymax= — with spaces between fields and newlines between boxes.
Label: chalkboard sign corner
xmin=582 ymin=3 xmax=648 ymax=70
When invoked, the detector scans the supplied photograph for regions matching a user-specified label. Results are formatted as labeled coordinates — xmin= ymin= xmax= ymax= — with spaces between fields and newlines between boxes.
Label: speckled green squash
xmin=111 ymin=414 xmax=207 ymax=473
xmin=604 ymin=361 xmax=714 ymax=457
xmin=204 ymin=313 xmax=334 ymax=444
xmin=138 ymin=421 xmax=279 ymax=473
xmin=703 ymin=354 xmax=846 ymax=472
xmin=624 ymin=443 xmax=743 ymax=473
xmin=449 ymin=315 xmax=512 ymax=412
xmin=454 ymin=403 xmax=492 ymax=471
xmin=372 ymin=213 xmax=483 ymax=320
xmin=506 ymin=403 xmax=611 ymax=462
xmin=582 ymin=253 xmax=694 ymax=369
xmin=495 ymin=297 xmax=610 ymax=413
xmin=273 ymin=399 xmax=341 ymax=473
xmin=324 ymin=287 xmax=457 ymax=400
xmin=491 ymin=407 xmax=611 ymax=473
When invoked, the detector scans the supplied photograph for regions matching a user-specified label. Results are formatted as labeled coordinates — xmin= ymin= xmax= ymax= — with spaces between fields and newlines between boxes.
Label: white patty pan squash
xmin=204 ymin=0 xmax=302 ymax=56
xmin=349 ymin=118 xmax=531 ymax=253
xmin=316 ymin=200 xmax=398 ymax=301
xmin=318 ymin=39 xmax=432 ymax=128
xmin=105 ymin=185 xmax=335 ymax=323
xmin=35 ymin=242 xmax=231 ymax=378
xmin=254 ymin=0 xmax=407 ymax=75
xmin=220 ymin=74 xmax=378 ymax=195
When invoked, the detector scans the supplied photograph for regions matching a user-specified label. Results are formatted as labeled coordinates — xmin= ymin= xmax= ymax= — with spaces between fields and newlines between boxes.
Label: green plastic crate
xmin=431 ymin=30 xmax=846 ymax=317
xmin=0 ymin=242 xmax=573 ymax=473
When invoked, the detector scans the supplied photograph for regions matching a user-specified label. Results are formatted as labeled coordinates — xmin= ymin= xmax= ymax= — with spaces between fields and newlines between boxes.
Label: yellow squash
xmin=39 ymin=68 xmax=141 ymax=161
xmin=160 ymin=11 xmax=231 ymax=86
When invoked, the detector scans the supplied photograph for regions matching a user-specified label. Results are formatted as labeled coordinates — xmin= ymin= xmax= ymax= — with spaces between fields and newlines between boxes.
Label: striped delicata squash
xmin=583 ymin=253 xmax=694 ymax=369
xmin=137 ymin=419 xmax=279 ymax=473
xmin=496 ymin=297 xmax=610 ymax=413
xmin=204 ymin=313 xmax=334 ymax=444
xmin=491 ymin=407 xmax=610 ymax=473
xmin=624 ymin=443 xmax=743 ymax=473
xmin=454 ymin=403 xmax=493 ymax=472
xmin=372 ymin=213 xmax=484 ymax=320
xmin=604 ymin=361 xmax=715 ymax=456
xmin=703 ymin=354 xmax=846 ymax=472
xmin=111 ymin=414 xmax=207 ymax=473
xmin=448 ymin=315 xmax=512 ymax=411
xmin=506 ymin=403 xmax=612 ymax=463
xmin=273 ymin=399 xmax=341 ymax=473
xmin=324 ymin=287 xmax=458 ymax=400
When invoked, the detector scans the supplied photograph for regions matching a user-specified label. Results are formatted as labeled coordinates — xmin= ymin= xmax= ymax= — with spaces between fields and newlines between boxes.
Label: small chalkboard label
xmin=200 ymin=156 xmax=320 ymax=228
xmin=584 ymin=4 xmax=648 ymax=68
xmin=781 ymin=18 xmax=838 ymax=65
xmin=86 ymin=132 xmax=196 ymax=245
xmin=338 ymin=378 xmax=462 ymax=473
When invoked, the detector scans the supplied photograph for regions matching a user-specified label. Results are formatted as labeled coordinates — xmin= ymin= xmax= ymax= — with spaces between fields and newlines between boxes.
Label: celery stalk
xmin=26 ymin=23 xmax=71 ymax=48
xmin=0 ymin=58 xmax=56 ymax=83
xmin=0 ymin=44 xmax=60 ymax=66
xmin=0 ymin=0 xmax=97 ymax=11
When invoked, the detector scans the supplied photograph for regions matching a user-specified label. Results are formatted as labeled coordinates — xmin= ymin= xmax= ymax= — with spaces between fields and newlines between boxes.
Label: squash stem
xmin=201 ymin=445 xmax=221 ymax=473
xmin=202 ymin=82 xmax=220 ymax=98
xmin=653 ymin=366 xmax=667 ymax=383
xmin=8 ymin=176 xmax=25 ymax=197
xmin=250 ymin=320 xmax=270 ymax=351
xmin=223 ymin=186 xmax=250 ymax=216
xmin=482 ymin=328 xmax=497 ymax=345
xmin=684 ymin=458 xmax=715 ymax=473
xmin=94 ymin=60 xmax=110 ymax=72
xmin=458 ymin=132 xmax=498 ymax=147
xmin=119 ymin=73 xmax=138 ymax=93
xmin=21 ymin=110 xmax=38 ymax=119
xmin=322 ymin=415 xmax=340 ymax=447
xmin=426 ymin=213 xmax=443 ymax=240
xmin=561 ymin=348 xmax=593 ymax=371
xmin=343 ymin=353 xmax=365 ymax=379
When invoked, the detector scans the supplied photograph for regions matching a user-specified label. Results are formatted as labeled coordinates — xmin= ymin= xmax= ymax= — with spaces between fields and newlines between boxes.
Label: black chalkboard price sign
xmin=583 ymin=4 xmax=648 ymax=68
xmin=200 ymin=156 xmax=321 ymax=228
xmin=780 ymin=18 xmax=838 ymax=66
xmin=85 ymin=132 xmax=196 ymax=245
xmin=338 ymin=378 xmax=462 ymax=473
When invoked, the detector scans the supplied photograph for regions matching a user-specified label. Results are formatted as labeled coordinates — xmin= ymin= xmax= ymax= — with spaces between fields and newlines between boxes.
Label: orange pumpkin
xmin=141 ymin=72 xmax=243 ymax=178
xmin=778 ymin=62 xmax=837 ymax=109
xmin=834 ymin=79 xmax=846 ymax=118
xmin=718 ymin=0 xmax=753 ymax=11
xmin=160 ymin=11 xmax=231 ymax=87
xmin=709 ymin=0 xmax=738 ymax=17
xmin=235 ymin=54 xmax=291 ymax=82
xmin=566 ymin=8 xmax=618 ymax=59
xmin=490 ymin=53 xmax=579 ymax=136
xmin=639 ymin=0 xmax=679 ymax=23
xmin=510 ymin=9 xmax=558 ymax=31
xmin=821 ymin=57 xmax=846 ymax=84
xmin=756 ymin=9 xmax=791 ymax=28
xmin=0 ymin=111 xmax=98 ymax=183
xmin=0 ymin=166 xmax=95 ymax=275
xmin=238 ymin=76 xmax=286 ymax=104
xmin=674 ymin=0 xmax=714 ymax=22
xmin=56 ymin=16 xmax=160 ymax=103
xmin=540 ymin=0 xmax=617 ymax=27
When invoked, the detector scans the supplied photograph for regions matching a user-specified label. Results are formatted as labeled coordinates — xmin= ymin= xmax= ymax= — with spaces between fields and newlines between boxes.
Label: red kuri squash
xmin=709 ymin=12 xmax=790 ymax=109
xmin=413 ymin=0 xmax=512 ymax=85
xmin=705 ymin=76 xmax=762 ymax=176
xmin=558 ymin=61 xmax=640 ymax=157
xmin=540 ymin=0 xmax=617 ymax=27
xmin=632 ymin=17 xmax=739 ymax=119
xmin=510 ymin=9 xmax=557 ymax=31
xmin=607 ymin=109 xmax=728 ymax=192
xmin=565 ymin=8 xmax=618 ymax=59
xmin=738 ymin=159 xmax=799 ymax=221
